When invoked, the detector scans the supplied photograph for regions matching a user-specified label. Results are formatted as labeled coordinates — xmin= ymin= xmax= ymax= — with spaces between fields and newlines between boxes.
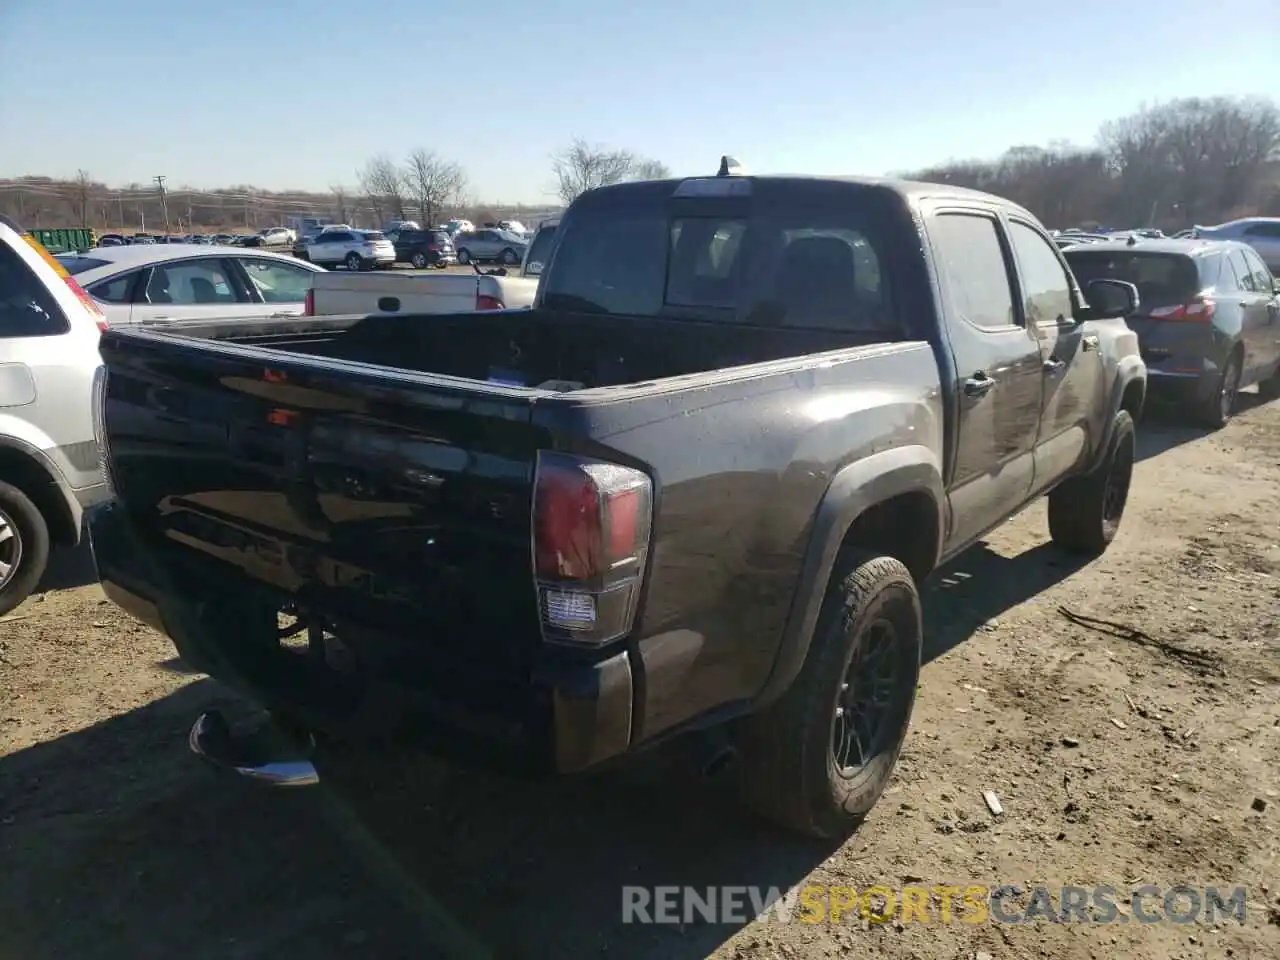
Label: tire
xmin=500 ymin=248 xmax=519 ymax=265
xmin=0 ymin=480 xmax=51 ymax=617
xmin=1048 ymin=409 xmax=1135 ymax=555
xmin=344 ymin=252 xmax=362 ymax=271
xmin=411 ymin=251 xmax=428 ymax=269
xmin=738 ymin=552 xmax=922 ymax=839
xmin=457 ymin=248 xmax=471 ymax=265
xmin=1193 ymin=351 xmax=1241 ymax=429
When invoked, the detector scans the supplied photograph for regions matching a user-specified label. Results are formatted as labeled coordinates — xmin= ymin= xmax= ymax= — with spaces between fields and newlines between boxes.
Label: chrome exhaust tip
xmin=188 ymin=710 xmax=320 ymax=787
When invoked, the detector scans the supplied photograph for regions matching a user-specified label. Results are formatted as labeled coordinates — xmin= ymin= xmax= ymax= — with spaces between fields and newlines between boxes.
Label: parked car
xmin=453 ymin=228 xmax=528 ymax=265
xmin=392 ymin=228 xmax=456 ymax=269
xmin=305 ymin=229 xmax=396 ymax=270
xmin=1190 ymin=218 xmax=1280 ymax=273
xmin=0 ymin=215 xmax=109 ymax=614
xmin=61 ymin=245 xmax=325 ymax=326
xmin=1064 ymin=238 xmax=1280 ymax=426
xmin=89 ymin=164 xmax=1147 ymax=839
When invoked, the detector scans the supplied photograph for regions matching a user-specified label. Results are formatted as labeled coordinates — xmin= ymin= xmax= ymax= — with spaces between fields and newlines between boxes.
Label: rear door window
xmin=928 ymin=213 xmax=1018 ymax=330
xmin=142 ymin=259 xmax=241 ymax=305
xmin=1227 ymin=250 xmax=1257 ymax=292
xmin=0 ymin=239 xmax=69 ymax=337
xmin=1241 ymin=247 xmax=1274 ymax=292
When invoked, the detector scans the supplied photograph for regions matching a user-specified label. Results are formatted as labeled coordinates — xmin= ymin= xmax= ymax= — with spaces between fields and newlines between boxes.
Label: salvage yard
xmin=2 ymin=398 xmax=1279 ymax=960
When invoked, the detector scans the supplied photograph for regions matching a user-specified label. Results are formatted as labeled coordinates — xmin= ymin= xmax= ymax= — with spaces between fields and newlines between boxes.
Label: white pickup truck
xmin=305 ymin=220 xmax=558 ymax=317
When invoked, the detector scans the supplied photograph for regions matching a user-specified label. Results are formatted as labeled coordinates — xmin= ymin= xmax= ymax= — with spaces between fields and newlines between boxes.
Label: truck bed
xmin=147 ymin=308 xmax=904 ymax=390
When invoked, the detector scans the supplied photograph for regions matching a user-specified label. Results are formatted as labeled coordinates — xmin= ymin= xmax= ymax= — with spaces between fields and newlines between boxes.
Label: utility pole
xmin=154 ymin=175 xmax=170 ymax=236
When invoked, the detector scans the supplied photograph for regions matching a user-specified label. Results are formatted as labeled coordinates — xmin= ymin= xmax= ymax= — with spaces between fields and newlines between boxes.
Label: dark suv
xmin=1065 ymin=238 xmax=1280 ymax=427
xmin=393 ymin=229 xmax=456 ymax=269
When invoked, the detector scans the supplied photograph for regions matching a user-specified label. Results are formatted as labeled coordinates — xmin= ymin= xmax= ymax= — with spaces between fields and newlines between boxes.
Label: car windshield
xmin=541 ymin=196 xmax=895 ymax=332
xmin=1065 ymin=251 xmax=1201 ymax=309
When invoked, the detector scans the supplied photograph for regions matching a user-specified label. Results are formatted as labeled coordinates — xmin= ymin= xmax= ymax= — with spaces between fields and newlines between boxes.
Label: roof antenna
xmin=717 ymin=155 xmax=744 ymax=177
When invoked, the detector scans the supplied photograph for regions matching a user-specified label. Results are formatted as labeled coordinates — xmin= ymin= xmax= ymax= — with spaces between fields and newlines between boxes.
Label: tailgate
xmin=311 ymin=273 xmax=479 ymax=316
xmin=98 ymin=329 xmax=551 ymax=680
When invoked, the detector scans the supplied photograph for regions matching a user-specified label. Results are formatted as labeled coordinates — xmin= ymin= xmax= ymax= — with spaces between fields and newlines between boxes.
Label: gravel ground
xmin=1 ymin=397 xmax=1278 ymax=960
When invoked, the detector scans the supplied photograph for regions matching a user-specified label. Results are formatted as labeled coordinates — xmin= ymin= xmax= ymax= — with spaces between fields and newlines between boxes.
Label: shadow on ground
xmin=1135 ymin=389 xmax=1264 ymax=462
xmin=0 ymin=482 xmax=1132 ymax=958
xmin=921 ymin=540 xmax=1088 ymax=663
xmin=36 ymin=539 xmax=98 ymax=594
xmin=0 ymin=678 xmax=834 ymax=960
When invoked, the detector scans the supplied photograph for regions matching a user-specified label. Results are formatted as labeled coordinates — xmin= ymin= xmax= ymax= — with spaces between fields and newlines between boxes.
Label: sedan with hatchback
xmin=1065 ymin=238 xmax=1280 ymax=427
xmin=452 ymin=228 xmax=527 ymax=266
xmin=62 ymin=245 xmax=326 ymax=326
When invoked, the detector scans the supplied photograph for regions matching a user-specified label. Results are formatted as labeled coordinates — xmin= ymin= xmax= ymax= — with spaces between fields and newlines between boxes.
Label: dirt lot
xmin=2 ymin=397 xmax=1278 ymax=960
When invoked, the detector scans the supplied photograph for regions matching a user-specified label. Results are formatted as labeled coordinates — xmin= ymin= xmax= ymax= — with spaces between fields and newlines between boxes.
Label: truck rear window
xmin=542 ymin=207 xmax=895 ymax=332
xmin=1064 ymin=251 xmax=1201 ymax=309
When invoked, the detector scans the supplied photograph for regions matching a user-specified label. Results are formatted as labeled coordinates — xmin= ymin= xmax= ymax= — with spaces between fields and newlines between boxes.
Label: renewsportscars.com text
xmin=621 ymin=884 xmax=1249 ymax=926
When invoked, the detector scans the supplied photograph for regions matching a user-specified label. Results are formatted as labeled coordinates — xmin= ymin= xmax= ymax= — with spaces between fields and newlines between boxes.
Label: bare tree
xmin=330 ymin=184 xmax=349 ymax=224
xmin=549 ymin=139 xmax=639 ymax=204
xmin=403 ymin=149 xmax=467 ymax=227
xmin=72 ymin=169 xmax=93 ymax=226
xmin=631 ymin=158 xmax=672 ymax=181
xmin=357 ymin=154 xmax=407 ymax=225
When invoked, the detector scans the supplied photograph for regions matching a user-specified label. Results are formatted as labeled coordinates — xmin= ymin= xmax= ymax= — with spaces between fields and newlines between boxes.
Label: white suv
xmin=306 ymin=228 xmax=396 ymax=270
xmin=0 ymin=215 xmax=111 ymax=613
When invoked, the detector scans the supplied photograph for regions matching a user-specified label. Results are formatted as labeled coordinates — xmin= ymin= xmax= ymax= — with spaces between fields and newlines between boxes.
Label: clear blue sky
xmin=1 ymin=0 xmax=1276 ymax=203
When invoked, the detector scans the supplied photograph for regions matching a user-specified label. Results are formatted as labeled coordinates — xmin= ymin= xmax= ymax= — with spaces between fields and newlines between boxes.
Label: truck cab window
xmin=1008 ymin=221 xmax=1073 ymax=325
xmin=929 ymin=213 xmax=1018 ymax=330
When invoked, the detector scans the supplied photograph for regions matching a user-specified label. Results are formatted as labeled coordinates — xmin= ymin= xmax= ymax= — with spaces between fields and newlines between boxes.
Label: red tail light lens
xmin=476 ymin=294 xmax=503 ymax=310
xmin=532 ymin=451 xmax=652 ymax=646
xmin=1149 ymin=298 xmax=1216 ymax=322
xmin=304 ymin=288 xmax=315 ymax=316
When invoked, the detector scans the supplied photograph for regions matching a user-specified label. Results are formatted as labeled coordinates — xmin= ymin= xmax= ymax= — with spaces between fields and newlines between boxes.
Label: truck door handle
xmin=1082 ymin=335 xmax=1099 ymax=351
xmin=1044 ymin=358 xmax=1066 ymax=374
xmin=963 ymin=373 xmax=996 ymax=397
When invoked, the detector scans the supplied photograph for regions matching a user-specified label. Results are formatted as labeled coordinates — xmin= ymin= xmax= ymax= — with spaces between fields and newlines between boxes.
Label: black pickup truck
xmin=88 ymin=165 xmax=1146 ymax=838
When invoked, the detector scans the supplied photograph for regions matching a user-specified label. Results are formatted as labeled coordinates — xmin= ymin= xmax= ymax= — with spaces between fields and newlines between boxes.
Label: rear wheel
xmin=1048 ymin=409 xmax=1135 ymax=555
xmin=411 ymin=251 xmax=428 ymax=269
xmin=0 ymin=481 xmax=50 ymax=617
xmin=1193 ymin=351 xmax=1241 ymax=429
xmin=457 ymin=248 xmax=471 ymax=265
xmin=738 ymin=551 xmax=922 ymax=839
xmin=344 ymin=252 xmax=362 ymax=271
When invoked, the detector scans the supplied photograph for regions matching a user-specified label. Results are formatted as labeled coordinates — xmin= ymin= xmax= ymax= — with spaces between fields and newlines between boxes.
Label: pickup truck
xmin=88 ymin=168 xmax=1146 ymax=839
xmin=303 ymin=220 xmax=556 ymax=317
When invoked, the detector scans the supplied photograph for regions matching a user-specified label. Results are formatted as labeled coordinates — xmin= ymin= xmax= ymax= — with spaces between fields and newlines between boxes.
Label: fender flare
xmin=1089 ymin=359 xmax=1146 ymax=472
xmin=754 ymin=444 xmax=945 ymax=708
xmin=0 ymin=435 xmax=81 ymax=543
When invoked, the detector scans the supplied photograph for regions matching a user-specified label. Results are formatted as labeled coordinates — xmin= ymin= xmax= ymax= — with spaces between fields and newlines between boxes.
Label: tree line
xmin=2 ymin=98 xmax=1276 ymax=233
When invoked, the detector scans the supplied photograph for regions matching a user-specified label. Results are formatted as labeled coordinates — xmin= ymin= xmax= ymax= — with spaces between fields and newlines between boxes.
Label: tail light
xmin=476 ymin=294 xmax=503 ymax=310
xmin=304 ymin=288 xmax=315 ymax=316
xmin=1149 ymin=298 xmax=1216 ymax=322
xmin=427 ymin=243 xmax=440 ymax=252
xmin=532 ymin=451 xmax=653 ymax=646
xmin=90 ymin=364 xmax=115 ymax=496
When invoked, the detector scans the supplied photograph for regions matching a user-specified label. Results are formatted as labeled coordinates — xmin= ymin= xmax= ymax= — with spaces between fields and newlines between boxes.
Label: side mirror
xmin=1084 ymin=278 xmax=1139 ymax=320
xmin=1272 ymin=278 xmax=1280 ymax=296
